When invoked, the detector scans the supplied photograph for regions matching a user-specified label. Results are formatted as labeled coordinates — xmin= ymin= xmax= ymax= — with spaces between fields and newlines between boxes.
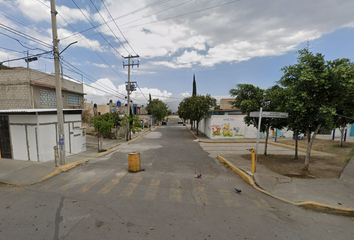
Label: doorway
xmin=0 ymin=116 xmax=12 ymax=159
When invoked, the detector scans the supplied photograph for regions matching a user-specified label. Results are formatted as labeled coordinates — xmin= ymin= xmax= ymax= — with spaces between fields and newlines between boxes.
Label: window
xmin=68 ymin=94 xmax=80 ymax=106
xmin=40 ymin=89 xmax=57 ymax=106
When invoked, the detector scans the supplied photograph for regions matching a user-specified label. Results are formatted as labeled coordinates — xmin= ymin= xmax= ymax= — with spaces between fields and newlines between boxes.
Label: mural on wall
xmin=211 ymin=122 xmax=244 ymax=137
xmin=211 ymin=124 xmax=222 ymax=136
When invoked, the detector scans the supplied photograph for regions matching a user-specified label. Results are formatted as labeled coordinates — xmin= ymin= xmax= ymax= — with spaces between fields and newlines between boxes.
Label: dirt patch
xmin=240 ymin=139 xmax=354 ymax=179
xmin=242 ymin=154 xmax=347 ymax=179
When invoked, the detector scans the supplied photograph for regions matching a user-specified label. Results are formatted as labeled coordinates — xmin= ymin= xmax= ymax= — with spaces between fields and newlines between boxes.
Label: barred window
xmin=40 ymin=89 xmax=57 ymax=106
xmin=68 ymin=94 xmax=80 ymax=106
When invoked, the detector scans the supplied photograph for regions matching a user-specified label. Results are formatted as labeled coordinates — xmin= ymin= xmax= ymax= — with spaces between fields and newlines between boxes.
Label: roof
xmin=0 ymin=109 xmax=83 ymax=115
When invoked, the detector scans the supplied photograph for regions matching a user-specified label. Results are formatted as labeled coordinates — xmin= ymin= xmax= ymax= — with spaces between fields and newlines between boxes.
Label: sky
xmin=1 ymin=0 xmax=354 ymax=111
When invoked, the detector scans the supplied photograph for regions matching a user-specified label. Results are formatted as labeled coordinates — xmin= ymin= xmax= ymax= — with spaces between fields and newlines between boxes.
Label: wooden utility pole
xmin=123 ymin=55 xmax=139 ymax=140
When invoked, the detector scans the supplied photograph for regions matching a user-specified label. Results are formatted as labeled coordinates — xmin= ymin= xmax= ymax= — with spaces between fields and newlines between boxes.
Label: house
xmin=0 ymin=67 xmax=84 ymax=110
xmin=0 ymin=67 xmax=86 ymax=161
xmin=0 ymin=109 xmax=85 ymax=162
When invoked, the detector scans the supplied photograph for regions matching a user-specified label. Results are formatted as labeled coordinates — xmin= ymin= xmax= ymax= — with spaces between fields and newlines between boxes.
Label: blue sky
xmin=1 ymin=0 xmax=354 ymax=111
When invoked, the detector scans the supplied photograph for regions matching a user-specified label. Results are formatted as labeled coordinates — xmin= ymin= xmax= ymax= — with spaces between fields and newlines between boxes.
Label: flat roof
xmin=0 ymin=109 xmax=83 ymax=115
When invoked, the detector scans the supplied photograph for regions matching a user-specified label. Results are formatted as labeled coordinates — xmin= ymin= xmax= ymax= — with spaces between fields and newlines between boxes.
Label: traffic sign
xmin=250 ymin=111 xmax=288 ymax=118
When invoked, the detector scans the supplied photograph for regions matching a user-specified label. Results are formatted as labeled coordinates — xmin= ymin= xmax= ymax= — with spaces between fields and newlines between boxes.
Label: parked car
xmin=178 ymin=119 xmax=183 ymax=124
xmin=162 ymin=121 xmax=167 ymax=125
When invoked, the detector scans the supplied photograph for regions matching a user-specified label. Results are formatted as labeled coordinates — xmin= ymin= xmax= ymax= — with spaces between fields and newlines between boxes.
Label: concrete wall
xmin=8 ymin=113 xmax=85 ymax=162
xmin=0 ymin=68 xmax=32 ymax=109
xmin=199 ymin=115 xmax=293 ymax=139
xmin=0 ymin=67 xmax=84 ymax=110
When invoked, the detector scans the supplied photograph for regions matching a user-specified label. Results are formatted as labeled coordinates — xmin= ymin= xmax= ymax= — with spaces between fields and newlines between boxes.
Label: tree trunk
xmin=99 ymin=132 xmax=103 ymax=150
xmin=303 ymin=124 xmax=321 ymax=171
xmin=264 ymin=124 xmax=270 ymax=156
xmin=339 ymin=127 xmax=344 ymax=147
xmin=190 ymin=119 xmax=193 ymax=130
xmin=196 ymin=121 xmax=199 ymax=135
xmin=294 ymin=131 xmax=298 ymax=159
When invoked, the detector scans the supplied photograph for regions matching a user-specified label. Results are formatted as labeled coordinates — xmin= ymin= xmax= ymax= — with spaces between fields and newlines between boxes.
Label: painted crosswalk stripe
xmin=78 ymin=177 xmax=104 ymax=193
xmin=41 ymin=175 xmax=68 ymax=190
xmin=119 ymin=175 xmax=143 ymax=197
xmin=219 ymin=190 xmax=240 ymax=207
xmin=59 ymin=175 xmax=88 ymax=191
xmin=97 ymin=170 xmax=128 ymax=194
xmin=78 ymin=169 xmax=115 ymax=193
xmin=144 ymin=179 xmax=160 ymax=200
xmin=258 ymin=196 xmax=271 ymax=208
xmin=195 ymin=187 xmax=208 ymax=205
xmin=169 ymin=180 xmax=182 ymax=202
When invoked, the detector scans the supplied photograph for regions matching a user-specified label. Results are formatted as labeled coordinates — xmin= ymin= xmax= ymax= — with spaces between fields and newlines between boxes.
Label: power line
xmin=71 ymin=0 xmax=124 ymax=57
xmin=120 ymin=0 xmax=194 ymax=28
xmin=100 ymin=0 xmax=138 ymax=56
xmin=122 ymin=0 xmax=243 ymax=29
xmin=61 ymin=0 xmax=174 ymax=41
xmin=0 ymin=46 xmax=26 ymax=54
xmin=136 ymin=82 xmax=149 ymax=102
xmin=0 ymin=12 xmax=52 ymax=40
xmin=89 ymin=0 xmax=131 ymax=55
xmin=0 ymin=23 xmax=52 ymax=49
xmin=61 ymin=59 xmax=127 ymax=98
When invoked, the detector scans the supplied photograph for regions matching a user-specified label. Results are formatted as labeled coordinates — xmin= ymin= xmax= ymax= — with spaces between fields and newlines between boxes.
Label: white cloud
xmin=57 ymin=28 xmax=105 ymax=52
xmin=84 ymin=78 xmax=173 ymax=106
xmin=92 ymin=63 xmax=109 ymax=69
xmin=180 ymin=91 xmax=191 ymax=98
xmin=94 ymin=0 xmax=354 ymax=68
xmin=13 ymin=0 xmax=90 ymax=26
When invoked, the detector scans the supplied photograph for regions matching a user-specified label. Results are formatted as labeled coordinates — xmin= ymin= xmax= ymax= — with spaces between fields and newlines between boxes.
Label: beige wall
xmin=97 ymin=105 xmax=110 ymax=115
xmin=220 ymin=98 xmax=236 ymax=110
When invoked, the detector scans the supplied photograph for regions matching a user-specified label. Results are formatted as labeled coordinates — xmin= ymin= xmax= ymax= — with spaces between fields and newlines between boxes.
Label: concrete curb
xmin=198 ymin=140 xmax=320 ymax=155
xmin=8 ymin=127 xmax=158 ymax=187
xmin=217 ymin=155 xmax=354 ymax=217
xmin=186 ymin=125 xmax=198 ymax=139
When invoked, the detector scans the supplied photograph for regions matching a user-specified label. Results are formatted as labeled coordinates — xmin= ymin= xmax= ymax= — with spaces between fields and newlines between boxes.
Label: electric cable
xmin=0 ymin=23 xmax=52 ymax=49
xmin=61 ymin=0 xmax=174 ymax=41
xmin=71 ymin=0 xmax=124 ymax=57
xmin=90 ymin=0 xmax=131 ymax=55
xmin=122 ymin=0 xmax=243 ymax=29
xmin=100 ymin=0 xmax=138 ymax=56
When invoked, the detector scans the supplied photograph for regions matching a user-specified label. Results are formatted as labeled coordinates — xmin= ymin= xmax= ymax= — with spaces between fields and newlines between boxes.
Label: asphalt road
xmin=0 ymin=121 xmax=353 ymax=239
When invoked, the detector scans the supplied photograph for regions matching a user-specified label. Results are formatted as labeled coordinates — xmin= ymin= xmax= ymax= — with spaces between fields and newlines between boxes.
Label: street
xmin=0 ymin=121 xmax=353 ymax=240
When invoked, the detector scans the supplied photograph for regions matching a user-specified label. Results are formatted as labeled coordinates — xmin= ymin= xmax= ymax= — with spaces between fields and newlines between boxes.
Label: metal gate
xmin=0 ymin=116 xmax=12 ymax=159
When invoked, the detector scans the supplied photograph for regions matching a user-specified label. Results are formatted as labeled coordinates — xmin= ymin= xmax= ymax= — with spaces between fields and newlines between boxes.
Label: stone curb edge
xmin=217 ymin=155 xmax=354 ymax=217
xmin=6 ymin=127 xmax=158 ymax=187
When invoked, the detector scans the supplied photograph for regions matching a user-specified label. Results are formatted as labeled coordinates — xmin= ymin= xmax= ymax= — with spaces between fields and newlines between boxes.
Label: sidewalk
xmin=187 ymin=125 xmax=354 ymax=216
xmin=0 ymin=127 xmax=156 ymax=186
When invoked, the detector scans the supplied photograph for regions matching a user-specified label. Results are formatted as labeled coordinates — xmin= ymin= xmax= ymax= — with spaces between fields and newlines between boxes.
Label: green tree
xmin=93 ymin=113 xmax=117 ymax=151
xmin=230 ymin=84 xmax=286 ymax=155
xmin=192 ymin=74 xmax=197 ymax=97
xmin=146 ymin=98 xmax=169 ymax=124
xmin=278 ymin=48 xmax=354 ymax=170
xmin=178 ymin=94 xmax=216 ymax=135
xmin=327 ymin=59 xmax=354 ymax=146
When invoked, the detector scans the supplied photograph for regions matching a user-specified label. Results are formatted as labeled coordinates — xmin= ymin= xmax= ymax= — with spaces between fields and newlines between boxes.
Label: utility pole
xmin=50 ymin=0 xmax=66 ymax=165
xmin=123 ymin=55 xmax=139 ymax=140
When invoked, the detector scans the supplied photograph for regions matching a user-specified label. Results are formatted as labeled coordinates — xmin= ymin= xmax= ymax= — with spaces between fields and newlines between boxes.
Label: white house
xmin=0 ymin=109 xmax=86 ymax=162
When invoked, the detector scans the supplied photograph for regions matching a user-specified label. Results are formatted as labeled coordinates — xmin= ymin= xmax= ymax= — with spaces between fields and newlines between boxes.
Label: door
xmin=0 ymin=116 xmax=12 ymax=159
